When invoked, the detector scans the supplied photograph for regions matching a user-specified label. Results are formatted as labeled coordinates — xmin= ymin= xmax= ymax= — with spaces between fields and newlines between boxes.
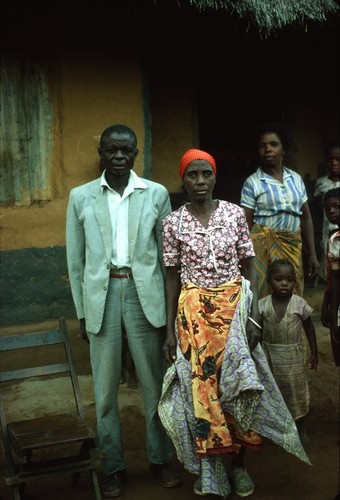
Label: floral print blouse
xmin=162 ymin=200 xmax=255 ymax=288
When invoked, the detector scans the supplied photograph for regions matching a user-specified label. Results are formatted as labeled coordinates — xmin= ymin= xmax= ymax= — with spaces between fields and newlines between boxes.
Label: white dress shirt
xmin=100 ymin=170 xmax=146 ymax=268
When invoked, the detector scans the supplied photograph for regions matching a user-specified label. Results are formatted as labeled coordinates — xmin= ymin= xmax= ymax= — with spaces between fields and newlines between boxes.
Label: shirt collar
xmin=258 ymin=166 xmax=291 ymax=181
xmin=100 ymin=169 xmax=147 ymax=192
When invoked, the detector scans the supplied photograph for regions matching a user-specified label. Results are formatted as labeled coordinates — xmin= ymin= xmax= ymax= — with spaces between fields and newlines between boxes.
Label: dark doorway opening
xmin=196 ymin=24 xmax=339 ymax=205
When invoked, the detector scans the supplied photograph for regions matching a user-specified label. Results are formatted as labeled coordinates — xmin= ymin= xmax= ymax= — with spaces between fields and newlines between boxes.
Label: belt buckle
xmin=110 ymin=271 xmax=132 ymax=279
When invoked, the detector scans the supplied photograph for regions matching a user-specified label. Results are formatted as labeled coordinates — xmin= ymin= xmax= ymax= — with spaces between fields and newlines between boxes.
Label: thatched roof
xmin=188 ymin=0 xmax=339 ymax=35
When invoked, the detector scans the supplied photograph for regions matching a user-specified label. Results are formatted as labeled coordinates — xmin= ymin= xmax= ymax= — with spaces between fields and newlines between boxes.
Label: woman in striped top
xmin=240 ymin=122 xmax=319 ymax=298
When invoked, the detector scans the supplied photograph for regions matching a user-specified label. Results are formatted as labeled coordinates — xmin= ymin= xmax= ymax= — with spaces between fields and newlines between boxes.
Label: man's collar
xmin=129 ymin=169 xmax=147 ymax=189
xmin=100 ymin=169 xmax=147 ymax=191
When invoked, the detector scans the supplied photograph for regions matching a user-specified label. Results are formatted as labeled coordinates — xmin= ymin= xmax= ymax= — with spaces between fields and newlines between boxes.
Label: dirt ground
xmin=0 ymin=283 xmax=339 ymax=500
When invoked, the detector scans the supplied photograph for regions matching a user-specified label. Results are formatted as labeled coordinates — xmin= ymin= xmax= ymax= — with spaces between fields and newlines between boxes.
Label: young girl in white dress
xmin=259 ymin=259 xmax=318 ymax=442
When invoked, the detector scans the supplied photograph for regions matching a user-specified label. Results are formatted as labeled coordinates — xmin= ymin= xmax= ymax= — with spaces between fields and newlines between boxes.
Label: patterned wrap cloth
xmin=159 ymin=277 xmax=310 ymax=498
xmin=177 ymin=277 xmax=262 ymax=456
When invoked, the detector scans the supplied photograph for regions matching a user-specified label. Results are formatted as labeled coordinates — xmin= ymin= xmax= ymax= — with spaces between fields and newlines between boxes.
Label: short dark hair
xmin=324 ymin=141 xmax=339 ymax=158
xmin=256 ymin=122 xmax=292 ymax=152
xmin=100 ymin=124 xmax=137 ymax=147
xmin=267 ymin=258 xmax=296 ymax=280
xmin=323 ymin=187 xmax=340 ymax=201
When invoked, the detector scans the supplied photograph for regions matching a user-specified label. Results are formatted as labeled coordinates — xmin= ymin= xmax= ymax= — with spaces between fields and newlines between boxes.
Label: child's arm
xmin=330 ymin=269 xmax=340 ymax=343
xmin=321 ymin=290 xmax=330 ymax=328
xmin=257 ymin=299 xmax=264 ymax=343
xmin=321 ymin=238 xmax=331 ymax=327
xmin=302 ymin=316 xmax=319 ymax=372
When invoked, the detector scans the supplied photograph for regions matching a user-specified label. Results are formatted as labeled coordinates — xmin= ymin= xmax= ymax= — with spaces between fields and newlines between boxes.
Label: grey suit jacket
xmin=66 ymin=174 xmax=172 ymax=334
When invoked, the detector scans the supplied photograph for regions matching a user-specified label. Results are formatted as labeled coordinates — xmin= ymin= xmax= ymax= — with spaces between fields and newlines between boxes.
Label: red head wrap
xmin=179 ymin=148 xmax=217 ymax=179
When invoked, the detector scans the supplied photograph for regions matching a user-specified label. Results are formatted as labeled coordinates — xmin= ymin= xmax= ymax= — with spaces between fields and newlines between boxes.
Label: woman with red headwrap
xmin=158 ymin=149 xmax=310 ymax=498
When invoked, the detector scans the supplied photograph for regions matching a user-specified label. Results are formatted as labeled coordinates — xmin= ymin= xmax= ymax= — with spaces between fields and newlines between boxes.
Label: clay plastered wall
xmin=60 ymin=50 xmax=146 ymax=195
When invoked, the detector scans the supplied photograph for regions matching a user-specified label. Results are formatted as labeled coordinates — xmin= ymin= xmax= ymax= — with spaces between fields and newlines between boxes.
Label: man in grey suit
xmin=66 ymin=124 xmax=181 ymax=498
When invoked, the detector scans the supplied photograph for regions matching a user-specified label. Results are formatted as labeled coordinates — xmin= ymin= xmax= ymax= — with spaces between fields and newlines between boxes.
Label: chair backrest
xmin=0 ymin=317 xmax=86 ymax=471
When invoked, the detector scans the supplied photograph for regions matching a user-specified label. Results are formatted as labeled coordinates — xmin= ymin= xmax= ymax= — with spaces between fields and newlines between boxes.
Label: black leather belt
xmin=110 ymin=272 xmax=133 ymax=279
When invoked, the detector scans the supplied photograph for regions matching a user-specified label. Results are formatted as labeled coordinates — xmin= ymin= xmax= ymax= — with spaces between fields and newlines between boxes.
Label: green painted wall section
xmin=0 ymin=55 xmax=53 ymax=206
xmin=0 ymin=246 xmax=75 ymax=326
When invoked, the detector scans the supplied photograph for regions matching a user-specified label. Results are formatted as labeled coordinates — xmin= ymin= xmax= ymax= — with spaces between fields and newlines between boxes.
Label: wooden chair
xmin=0 ymin=317 xmax=102 ymax=500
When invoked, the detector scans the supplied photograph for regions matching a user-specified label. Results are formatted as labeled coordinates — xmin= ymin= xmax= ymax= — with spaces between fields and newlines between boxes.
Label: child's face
xmin=268 ymin=264 xmax=295 ymax=298
xmin=326 ymin=146 xmax=339 ymax=177
xmin=324 ymin=196 xmax=340 ymax=226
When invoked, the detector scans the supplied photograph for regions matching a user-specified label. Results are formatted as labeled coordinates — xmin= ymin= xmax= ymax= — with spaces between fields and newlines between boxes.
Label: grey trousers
xmin=89 ymin=275 xmax=173 ymax=475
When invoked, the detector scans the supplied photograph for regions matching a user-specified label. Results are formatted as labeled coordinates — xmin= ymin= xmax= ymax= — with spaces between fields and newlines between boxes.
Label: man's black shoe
xmin=101 ymin=470 xmax=126 ymax=498
xmin=150 ymin=463 xmax=182 ymax=488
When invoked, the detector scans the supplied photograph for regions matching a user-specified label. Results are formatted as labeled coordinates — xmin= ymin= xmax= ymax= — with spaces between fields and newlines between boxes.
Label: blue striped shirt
xmin=240 ymin=167 xmax=307 ymax=231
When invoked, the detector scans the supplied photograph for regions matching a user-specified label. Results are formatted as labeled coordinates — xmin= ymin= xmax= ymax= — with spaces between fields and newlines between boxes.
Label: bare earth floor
xmin=0 ymin=284 xmax=339 ymax=500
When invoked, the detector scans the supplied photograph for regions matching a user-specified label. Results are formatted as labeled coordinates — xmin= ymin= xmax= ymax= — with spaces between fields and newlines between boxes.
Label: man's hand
xmin=79 ymin=318 xmax=89 ymax=343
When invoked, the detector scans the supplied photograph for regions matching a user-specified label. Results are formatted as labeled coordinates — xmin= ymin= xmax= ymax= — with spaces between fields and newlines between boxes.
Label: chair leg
xmin=71 ymin=470 xmax=81 ymax=487
xmin=90 ymin=468 xmax=102 ymax=500
xmin=71 ymin=441 xmax=91 ymax=486
xmin=19 ymin=483 xmax=26 ymax=498
xmin=12 ymin=485 xmax=22 ymax=500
